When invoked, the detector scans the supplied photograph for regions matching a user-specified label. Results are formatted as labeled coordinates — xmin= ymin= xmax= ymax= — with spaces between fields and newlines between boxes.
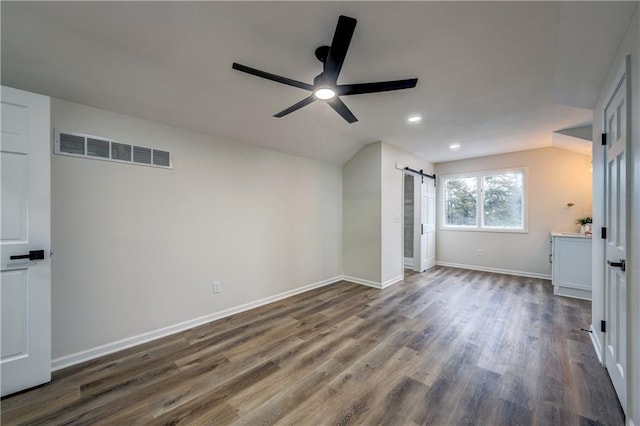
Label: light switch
xmin=394 ymin=216 xmax=401 ymax=223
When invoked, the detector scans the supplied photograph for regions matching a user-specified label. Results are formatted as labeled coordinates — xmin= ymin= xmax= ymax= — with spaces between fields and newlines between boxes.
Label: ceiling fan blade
xmin=327 ymin=97 xmax=358 ymax=123
xmin=232 ymin=63 xmax=313 ymax=91
xmin=337 ymin=78 xmax=418 ymax=96
xmin=324 ymin=16 xmax=357 ymax=81
xmin=274 ymin=96 xmax=316 ymax=118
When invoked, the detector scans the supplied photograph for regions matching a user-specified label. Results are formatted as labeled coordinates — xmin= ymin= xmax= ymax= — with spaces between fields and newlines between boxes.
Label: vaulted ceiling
xmin=2 ymin=2 xmax=636 ymax=164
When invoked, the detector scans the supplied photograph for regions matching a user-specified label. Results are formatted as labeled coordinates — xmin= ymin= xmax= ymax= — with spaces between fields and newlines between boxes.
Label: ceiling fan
xmin=232 ymin=15 xmax=418 ymax=124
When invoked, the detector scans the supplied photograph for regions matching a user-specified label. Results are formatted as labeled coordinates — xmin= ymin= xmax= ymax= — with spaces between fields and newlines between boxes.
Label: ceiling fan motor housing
xmin=315 ymin=46 xmax=330 ymax=63
xmin=313 ymin=73 xmax=333 ymax=88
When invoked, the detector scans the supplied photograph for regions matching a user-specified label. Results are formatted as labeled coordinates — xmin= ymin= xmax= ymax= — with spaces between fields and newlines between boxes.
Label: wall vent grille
xmin=59 ymin=133 xmax=85 ymax=155
xmin=54 ymin=130 xmax=173 ymax=169
xmin=87 ymin=138 xmax=110 ymax=158
xmin=153 ymin=150 xmax=170 ymax=167
xmin=111 ymin=142 xmax=132 ymax=162
xmin=133 ymin=146 xmax=152 ymax=165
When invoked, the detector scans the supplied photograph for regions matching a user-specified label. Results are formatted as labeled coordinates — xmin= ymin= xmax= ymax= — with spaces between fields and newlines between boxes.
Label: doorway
xmin=403 ymin=172 xmax=436 ymax=275
xmin=403 ymin=174 xmax=415 ymax=270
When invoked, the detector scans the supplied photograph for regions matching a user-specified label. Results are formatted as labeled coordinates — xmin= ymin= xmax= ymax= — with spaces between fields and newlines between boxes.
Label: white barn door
xmin=414 ymin=177 xmax=436 ymax=272
xmin=1 ymin=86 xmax=51 ymax=396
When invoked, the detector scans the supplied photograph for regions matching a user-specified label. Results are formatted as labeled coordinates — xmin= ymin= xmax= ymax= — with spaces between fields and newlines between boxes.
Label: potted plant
xmin=576 ymin=216 xmax=592 ymax=234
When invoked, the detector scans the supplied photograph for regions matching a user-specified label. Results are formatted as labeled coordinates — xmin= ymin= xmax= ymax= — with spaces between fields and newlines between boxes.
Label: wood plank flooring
xmin=1 ymin=267 xmax=624 ymax=425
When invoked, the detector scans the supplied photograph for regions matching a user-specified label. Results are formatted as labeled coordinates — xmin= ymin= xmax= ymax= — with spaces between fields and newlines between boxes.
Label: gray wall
xmin=343 ymin=142 xmax=433 ymax=286
xmin=342 ymin=143 xmax=382 ymax=283
xmin=51 ymin=99 xmax=343 ymax=361
xmin=381 ymin=142 xmax=434 ymax=284
xmin=435 ymin=147 xmax=592 ymax=277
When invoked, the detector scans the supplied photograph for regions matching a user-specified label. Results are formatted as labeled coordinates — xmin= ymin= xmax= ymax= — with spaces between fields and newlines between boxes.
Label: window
xmin=441 ymin=168 xmax=526 ymax=232
xmin=444 ymin=176 xmax=477 ymax=227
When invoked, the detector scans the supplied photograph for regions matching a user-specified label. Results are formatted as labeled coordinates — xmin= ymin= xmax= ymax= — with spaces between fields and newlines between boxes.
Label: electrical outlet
xmin=213 ymin=281 xmax=221 ymax=294
xmin=476 ymin=249 xmax=483 ymax=256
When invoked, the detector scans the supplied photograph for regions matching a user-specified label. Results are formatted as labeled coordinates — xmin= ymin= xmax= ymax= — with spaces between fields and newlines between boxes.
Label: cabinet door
xmin=555 ymin=238 xmax=591 ymax=291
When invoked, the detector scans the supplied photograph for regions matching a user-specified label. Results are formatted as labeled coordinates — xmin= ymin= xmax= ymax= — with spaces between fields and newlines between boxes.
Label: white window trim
xmin=439 ymin=167 xmax=529 ymax=233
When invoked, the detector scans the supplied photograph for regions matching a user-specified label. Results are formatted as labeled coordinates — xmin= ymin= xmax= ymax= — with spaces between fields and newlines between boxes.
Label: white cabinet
xmin=550 ymin=233 xmax=592 ymax=300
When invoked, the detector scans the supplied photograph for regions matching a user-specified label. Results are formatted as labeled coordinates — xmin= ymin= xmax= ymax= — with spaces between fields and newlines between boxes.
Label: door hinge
xmin=601 ymin=320 xmax=606 ymax=333
xmin=601 ymin=227 xmax=607 ymax=239
xmin=601 ymin=133 xmax=607 ymax=146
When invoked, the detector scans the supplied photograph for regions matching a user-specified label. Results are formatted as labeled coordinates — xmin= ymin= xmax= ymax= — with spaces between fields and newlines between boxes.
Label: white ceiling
xmin=1 ymin=1 xmax=636 ymax=164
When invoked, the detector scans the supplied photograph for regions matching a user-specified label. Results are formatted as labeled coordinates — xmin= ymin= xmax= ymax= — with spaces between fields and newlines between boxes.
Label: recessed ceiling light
xmin=407 ymin=115 xmax=422 ymax=123
xmin=314 ymin=87 xmax=336 ymax=100
xmin=449 ymin=143 xmax=461 ymax=150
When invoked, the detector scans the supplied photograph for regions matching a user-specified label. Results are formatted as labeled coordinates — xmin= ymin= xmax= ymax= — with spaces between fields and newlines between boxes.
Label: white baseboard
xmin=382 ymin=275 xmax=404 ymax=288
xmin=435 ymin=261 xmax=551 ymax=280
xmin=51 ymin=275 xmax=343 ymax=371
xmin=342 ymin=275 xmax=383 ymax=289
xmin=404 ymin=257 xmax=414 ymax=268
xmin=589 ymin=324 xmax=603 ymax=365
xmin=342 ymin=274 xmax=404 ymax=289
xmin=554 ymin=285 xmax=591 ymax=301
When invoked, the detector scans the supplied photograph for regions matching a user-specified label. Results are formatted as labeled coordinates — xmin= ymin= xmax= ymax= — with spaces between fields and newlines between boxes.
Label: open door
xmin=414 ymin=176 xmax=436 ymax=272
xmin=1 ymin=86 xmax=52 ymax=396
xmin=602 ymin=57 xmax=629 ymax=413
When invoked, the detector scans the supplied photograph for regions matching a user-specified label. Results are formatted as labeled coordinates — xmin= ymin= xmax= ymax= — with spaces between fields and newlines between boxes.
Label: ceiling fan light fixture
xmin=314 ymin=87 xmax=336 ymax=100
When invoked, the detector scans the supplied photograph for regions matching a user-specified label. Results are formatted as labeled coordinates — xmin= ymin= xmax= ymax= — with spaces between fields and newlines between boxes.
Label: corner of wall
xmin=342 ymin=142 xmax=383 ymax=283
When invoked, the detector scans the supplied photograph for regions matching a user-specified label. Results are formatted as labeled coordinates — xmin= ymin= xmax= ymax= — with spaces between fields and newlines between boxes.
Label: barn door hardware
xmin=404 ymin=167 xmax=436 ymax=185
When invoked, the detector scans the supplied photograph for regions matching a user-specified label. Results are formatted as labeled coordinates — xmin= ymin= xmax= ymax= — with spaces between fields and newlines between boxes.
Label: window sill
xmin=440 ymin=227 xmax=528 ymax=234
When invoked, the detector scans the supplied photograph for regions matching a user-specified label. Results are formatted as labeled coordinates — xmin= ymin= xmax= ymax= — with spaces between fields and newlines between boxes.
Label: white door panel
xmin=414 ymin=176 xmax=436 ymax=272
xmin=603 ymin=59 xmax=628 ymax=412
xmin=1 ymin=152 xmax=28 ymax=241
xmin=1 ymin=86 xmax=51 ymax=396
xmin=1 ymin=269 xmax=28 ymax=359
xmin=422 ymin=181 xmax=436 ymax=271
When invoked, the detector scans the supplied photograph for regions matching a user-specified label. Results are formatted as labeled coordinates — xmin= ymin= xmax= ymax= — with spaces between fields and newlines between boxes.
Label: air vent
xmin=111 ymin=142 xmax=132 ymax=162
xmin=54 ymin=130 xmax=172 ymax=169
xmin=133 ymin=146 xmax=152 ymax=165
xmin=59 ymin=133 xmax=85 ymax=155
xmin=153 ymin=150 xmax=170 ymax=167
xmin=87 ymin=138 xmax=110 ymax=158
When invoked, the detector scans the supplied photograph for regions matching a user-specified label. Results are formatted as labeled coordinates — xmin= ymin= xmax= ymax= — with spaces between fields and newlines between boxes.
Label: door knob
xmin=9 ymin=250 xmax=45 ymax=261
xmin=607 ymin=259 xmax=626 ymax=272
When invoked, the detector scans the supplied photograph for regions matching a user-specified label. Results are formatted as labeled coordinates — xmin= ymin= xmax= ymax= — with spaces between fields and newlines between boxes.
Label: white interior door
xmin=414 ymin=178 xmax=435 ymax=272
xmin=1 ymin=86 xmax=51 ymax=396
xmin=603 ymin=59 xmax=628 ymax=412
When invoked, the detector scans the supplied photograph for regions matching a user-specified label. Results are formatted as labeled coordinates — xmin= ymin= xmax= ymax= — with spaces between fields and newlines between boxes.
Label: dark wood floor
xmin=2 ymin=266 xmax=624 ymax=425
